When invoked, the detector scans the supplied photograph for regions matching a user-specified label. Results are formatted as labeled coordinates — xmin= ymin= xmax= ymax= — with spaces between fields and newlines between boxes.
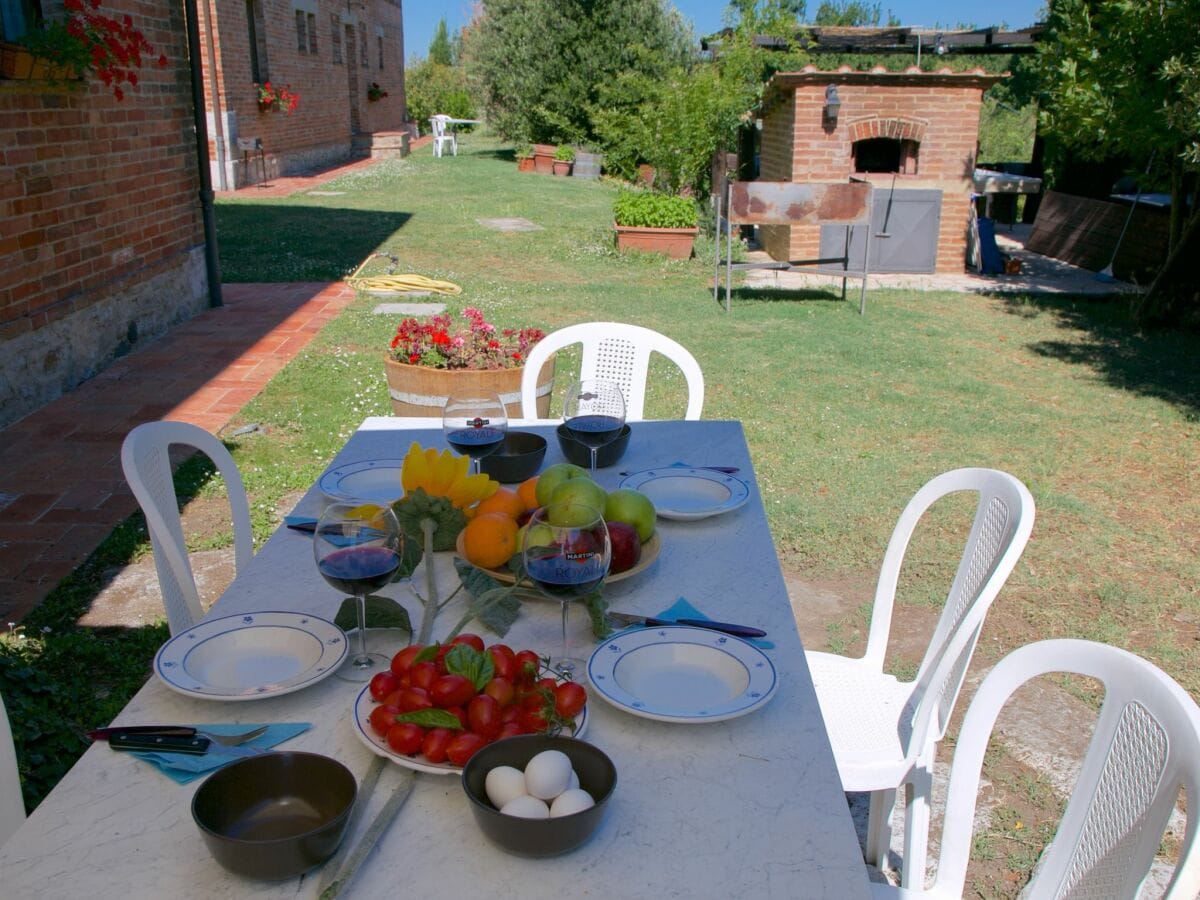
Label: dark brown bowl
xmin=479 ymin=431 xmax=547 ymax=483
xmin=192 ymin=751 xmax=357 ymax=881
xmin=556 ymin=423 xmax=632 ymax=469
xmin=461 ymin=735 xmax=616 ymax=857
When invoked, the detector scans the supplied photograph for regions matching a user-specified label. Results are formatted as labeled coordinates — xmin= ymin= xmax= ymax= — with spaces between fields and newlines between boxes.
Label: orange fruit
xmin=474 ymin=487 xmax=526 ymax=521
xmin=516 ymin=476 xmax=539 ymax=511
xmin=461 ymin=512 xmax=519 ymax=569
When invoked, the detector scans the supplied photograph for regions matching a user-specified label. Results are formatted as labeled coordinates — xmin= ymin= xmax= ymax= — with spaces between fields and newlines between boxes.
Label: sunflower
xmin=400 ymin=442 xmax=498 ymax=509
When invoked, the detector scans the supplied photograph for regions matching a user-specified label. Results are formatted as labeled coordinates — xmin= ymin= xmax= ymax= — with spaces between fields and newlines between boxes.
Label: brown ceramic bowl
xmin=192 ymin=751 xmax=357 ymax=880
xmin=556 ymin=422 xmax=632 ymax=469
xmin=461 ymin=735 xmax=616 ymax=857
xmin=478 ymin=431 xmax=547 ymax=483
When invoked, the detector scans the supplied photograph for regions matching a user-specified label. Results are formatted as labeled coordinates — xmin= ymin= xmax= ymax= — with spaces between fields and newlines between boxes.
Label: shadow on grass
xmin=714 ymin=286 xmax=857 ymax=306
xmin=999 ymin=294 xmax=1200 ymax=420
xmin=215 ymin=204 xmax=412 ymax=282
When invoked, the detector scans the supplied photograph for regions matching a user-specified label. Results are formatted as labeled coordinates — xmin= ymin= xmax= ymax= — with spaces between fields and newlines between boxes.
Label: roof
xmin=764 ymin=67 xmax=1006 ymax=99
xmin=702 ymin=24 xmax=1044 ymax=55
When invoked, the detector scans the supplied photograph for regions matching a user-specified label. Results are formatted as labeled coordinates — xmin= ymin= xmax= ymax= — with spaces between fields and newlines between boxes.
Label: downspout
xmin=184 ymin=0 xmax=223 ymax=308
xmin=200 ymin=0 xmax=229 ymax=191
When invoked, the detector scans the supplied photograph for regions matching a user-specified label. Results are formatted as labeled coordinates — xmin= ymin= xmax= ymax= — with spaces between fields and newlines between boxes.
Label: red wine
xmin=566 ymin=414 xmax=623 ymax=449
xmin=446 ymin=426 xmax=505 ymax=459
xmin=318 ymin=546 xmax=400 ymax=595
xmin=525 ymin=548 xmax=607 ymax=599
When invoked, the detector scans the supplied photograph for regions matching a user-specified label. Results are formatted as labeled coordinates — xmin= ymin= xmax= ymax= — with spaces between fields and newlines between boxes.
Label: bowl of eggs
xmin=461 ymin=735 xmax=616 ymax=857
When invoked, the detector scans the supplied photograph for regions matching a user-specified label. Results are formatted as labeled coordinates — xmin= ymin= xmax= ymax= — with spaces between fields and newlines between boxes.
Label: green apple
xmin=546 ymin=479 xmax=607 ymax=527
xmin=604 ymin=488 xmax=656 ymax=542
xmin=518 ymin=521 xmax=556 ymax=551
xmin=535 ymin=462 xmax=590 ymax=507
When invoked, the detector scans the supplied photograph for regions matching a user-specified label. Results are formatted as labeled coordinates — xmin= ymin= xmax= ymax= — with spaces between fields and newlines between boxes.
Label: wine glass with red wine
xmin=313 ymin=500 xmax=403 ymax=682
xmin=442 ymin=392 xmax=508 ymax=475
xmin=563 ymin=379 xmax=626 ymax=477
xmin=522 ymin=501 xmax=611 ymax=679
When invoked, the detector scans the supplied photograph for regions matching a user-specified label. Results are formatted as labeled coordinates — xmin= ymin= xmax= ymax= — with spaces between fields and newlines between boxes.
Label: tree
xmin=428 ymin=18 xmax=453 ymax=66
xmin=1038 ymin=0 xmax=1200 ymax=323
xmin=406 ymin=60 xmax=474 ymax=129
xmin=812 ymin=1 xmax=890 ymax=26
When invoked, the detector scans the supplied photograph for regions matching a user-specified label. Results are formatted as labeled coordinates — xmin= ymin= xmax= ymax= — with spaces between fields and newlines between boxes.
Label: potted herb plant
xmin=552 ymin=145 xmax=575 ymax=176
xmin=613 ymin=190 xmax=700 ymax=259
xmin=385 ymin=308 xmax=554 ymax=418
xmin=515 ymin=143 xmax=535 ymax=173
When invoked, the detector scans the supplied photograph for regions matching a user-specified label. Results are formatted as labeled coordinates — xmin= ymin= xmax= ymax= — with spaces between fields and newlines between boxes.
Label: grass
xmin=4 ymin=133 xmax=1198 ymax=844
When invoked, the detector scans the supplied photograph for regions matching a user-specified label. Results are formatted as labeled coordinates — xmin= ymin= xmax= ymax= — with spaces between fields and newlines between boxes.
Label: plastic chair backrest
xmin=0 ymin=691 xmax=24 ymax=847
xmin=864 ymin=468 xmax=1035 ymax=754
xmin=120 ymin=421 xmax=253 ymax=635
xmin=929 ymin=639 xmax=1200 ymax=900
xmin=519 ymin=322 xmax=705 ymax=421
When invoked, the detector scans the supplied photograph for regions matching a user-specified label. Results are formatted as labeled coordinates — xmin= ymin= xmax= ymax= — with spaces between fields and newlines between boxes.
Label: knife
xmin=87 ymin=725 xmax=197 ymax=741
xmin=607 ymin=611 xmax=766 ymax=638
xmin=107 ymin=732 xmax=212 ymax=755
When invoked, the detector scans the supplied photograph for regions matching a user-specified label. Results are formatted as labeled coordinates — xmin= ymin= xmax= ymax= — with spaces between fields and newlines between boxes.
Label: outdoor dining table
xmin=0 ymin=418 xmax=872 ymax=899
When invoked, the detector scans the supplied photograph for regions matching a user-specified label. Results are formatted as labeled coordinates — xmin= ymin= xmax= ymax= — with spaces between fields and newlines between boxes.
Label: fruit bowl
xmin=455 ymin=531 xmax=661 ymax=586
xmin=556 ymin=423 xmax=632 ymax=469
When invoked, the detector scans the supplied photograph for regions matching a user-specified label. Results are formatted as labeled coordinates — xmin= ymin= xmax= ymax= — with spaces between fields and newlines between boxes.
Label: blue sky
xmin=403 ymin=1 xmax=1048 ymax=63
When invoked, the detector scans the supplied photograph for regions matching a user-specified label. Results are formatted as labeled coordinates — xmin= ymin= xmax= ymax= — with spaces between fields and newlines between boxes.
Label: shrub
xmin=406 ymin=59 xmax=475 ymax=128
xmin=613 ymin=191 xmax=698 ymax=229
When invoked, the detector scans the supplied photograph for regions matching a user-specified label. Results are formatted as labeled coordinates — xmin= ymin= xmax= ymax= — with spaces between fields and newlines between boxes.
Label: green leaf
xmin=335 ymin=595 xmax=413 ymax=633
xmin=393 ymin=532 xmax=424 ymax=580
xmin=444 ymin=643 xmax=495 ymax=690
xmin=414 ymin=644 xmax=440 ymax=663
xmin=584 ymin=590 xmax=612 ymax=640
xmin=473 ymin=588 xmax=522 ymax=637
xmin=391 ymin=489 xmax=466 ymax=551
xmin=393 ymin=708 xmax=463 ymax=730
xmin=455 ymin=557 xmax=506 ymax=596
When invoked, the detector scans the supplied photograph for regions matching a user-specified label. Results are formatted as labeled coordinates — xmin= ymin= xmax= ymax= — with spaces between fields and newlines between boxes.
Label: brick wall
xmin=759 ymin=68 xmax=997 ymax=273
xmin=0 ymin=0 xmax=207 ymax=428
xmin=202 ymin=0 xmax=405 ymax=188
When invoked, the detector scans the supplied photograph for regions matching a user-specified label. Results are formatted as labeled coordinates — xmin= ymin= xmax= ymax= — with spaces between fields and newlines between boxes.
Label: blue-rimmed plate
xmin=586 ymin=626 xmax=777 ymax=723
xmin=154 ymin=612 xmax=347 ymax=700
xmin=318 ymin=458 xmax=406 ymax=504
xmin=618 ymin=468 xmax=750 ymax=520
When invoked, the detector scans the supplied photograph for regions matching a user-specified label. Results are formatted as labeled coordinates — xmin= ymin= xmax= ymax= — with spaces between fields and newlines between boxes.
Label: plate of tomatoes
xmin=352 ymin=634 xmax=589 ymax=775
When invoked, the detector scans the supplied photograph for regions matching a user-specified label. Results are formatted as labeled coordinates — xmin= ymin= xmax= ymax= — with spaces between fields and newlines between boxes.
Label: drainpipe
xmin=184 ymin=0 xmax=223 ymax=308
xmin=200 ymin=0 xmax=229 ymax=191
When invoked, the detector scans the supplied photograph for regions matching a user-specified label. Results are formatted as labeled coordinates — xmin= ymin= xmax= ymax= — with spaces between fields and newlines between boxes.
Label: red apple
xmin=607 ymin=521 xmax=641 ymax=574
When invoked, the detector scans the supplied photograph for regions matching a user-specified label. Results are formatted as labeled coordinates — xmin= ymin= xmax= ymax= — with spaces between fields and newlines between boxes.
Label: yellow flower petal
xmin=400 ymin=442 xmax=498 ymax=509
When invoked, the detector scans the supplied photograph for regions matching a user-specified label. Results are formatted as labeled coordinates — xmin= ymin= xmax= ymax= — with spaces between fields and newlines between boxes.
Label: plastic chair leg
xmin=901 ymin=770 xmax=932 ymax=890
xmin=866 ymin=787 xmax=897 ymax=868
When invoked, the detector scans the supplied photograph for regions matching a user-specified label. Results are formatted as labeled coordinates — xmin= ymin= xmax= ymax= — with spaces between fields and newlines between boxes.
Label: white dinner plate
xmin=318 ymin=458 xmax=406 ymax=504
xmin=586 ymin=626 xmax=777 ymax=723
xmin=352 ymin=675 xmax=589 ymax=776
xmin=618 ymin=468 xmax=750 ymax=520
xmin=154 ymin=612 xmax=347 ymax=700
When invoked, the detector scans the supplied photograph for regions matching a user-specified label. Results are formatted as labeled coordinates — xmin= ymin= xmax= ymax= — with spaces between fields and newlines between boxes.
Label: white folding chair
xmin=519 ymin=322 xmax=704 ymax=421
xmin=430 ymin=115 xmax=457 ymax=158
xmin=869 ymin=638 xmax=1200 ymax=899
xmin=0 ymin=692 xmax=24 ymax=847
xmin=120 ymin=421 xmax=254 ymax=635
xmin=806 ymin=467 xmax=1035 ymax=889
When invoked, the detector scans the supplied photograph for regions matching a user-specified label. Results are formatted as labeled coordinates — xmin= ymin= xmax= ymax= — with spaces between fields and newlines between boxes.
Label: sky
xmin=403 ymin=1 xmax=1048 ymax=63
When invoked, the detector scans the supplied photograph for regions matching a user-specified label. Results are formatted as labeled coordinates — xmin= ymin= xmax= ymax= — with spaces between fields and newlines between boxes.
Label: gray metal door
xmin=820 ymin=188 xmax=942 ymax=274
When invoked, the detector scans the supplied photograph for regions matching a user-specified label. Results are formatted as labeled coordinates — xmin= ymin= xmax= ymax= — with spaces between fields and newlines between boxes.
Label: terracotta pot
xmin=517 ymin=156 xmax=535 ymax=173
xmin=532 ymin=144 xmax=555 ymax=175
xmin=614 ymin=224 xmax=699 ymax=260
xmin=552 ymin=160 xmax=572 ymax=176
xmin=384 ymin=355 xmax=555 ymax=419
xmin=637 ymin=164 xmax=656 ymax=187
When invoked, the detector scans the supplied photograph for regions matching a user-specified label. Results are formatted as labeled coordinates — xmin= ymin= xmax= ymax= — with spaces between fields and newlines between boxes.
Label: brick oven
xmin=758 ymin=66 xmax=1003 ymax=274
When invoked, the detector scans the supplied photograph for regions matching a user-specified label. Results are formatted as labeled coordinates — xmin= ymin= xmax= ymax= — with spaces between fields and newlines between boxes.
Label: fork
xmin=197 ymin=725 xmax=268 ymax=746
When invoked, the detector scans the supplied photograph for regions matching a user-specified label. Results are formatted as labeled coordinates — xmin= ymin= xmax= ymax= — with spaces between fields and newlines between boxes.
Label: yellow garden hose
xmin=345 ymin=254 xmax=463 ymax=296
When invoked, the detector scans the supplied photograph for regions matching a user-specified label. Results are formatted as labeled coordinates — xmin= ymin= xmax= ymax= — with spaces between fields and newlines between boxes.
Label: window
xmin=360 ymin=26 xmax=368 ymax=67
xmin=295 ymin=9 xmax=306 ymax=52
xmin=377 ymin=34 xmax=384 ymax=70
xmin=246 ymin=0 xmax=268 ymax=82
xmin=0 ymin=0 xmax=40 ymax=42
xmin=853 ymin=138 xmax=919 ymax=175
xmin=330 ymin=14 xmax=342 ymax=63
xmin=306 ymin=12 xmax=316 ymax=54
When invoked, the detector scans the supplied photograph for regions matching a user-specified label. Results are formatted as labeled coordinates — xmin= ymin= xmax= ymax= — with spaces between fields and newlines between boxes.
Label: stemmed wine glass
xmin=563 ymin=379 xmax=626 ymax=477
xmin=522 ymin=501 xmax=611 ymax=679
xmin=313 ymin=500 xmax=403 ymax=682
xmin=443 ymin=392 xmax=508 ymax=474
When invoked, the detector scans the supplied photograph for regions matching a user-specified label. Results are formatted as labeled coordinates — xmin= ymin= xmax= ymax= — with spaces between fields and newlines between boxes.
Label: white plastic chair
xmin=0 ymin=692 xmax=24 ymax=847
xmin=806 ymin=468 xmax=1035 ymax=889
xmin=869 ymin=639 xmax=1200 ymax=899
xmin=519 ymin=322 xmax=705 ymax=421
xmin=430 ymin=115 xmax=457 ymax=158
xmin=120 ymin=421 xmax=253 ymax=635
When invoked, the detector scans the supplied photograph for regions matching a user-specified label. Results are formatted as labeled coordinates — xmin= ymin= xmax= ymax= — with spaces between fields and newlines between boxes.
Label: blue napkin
xmin=616 ymin=596 xmax=774 ymax=650
xmin=128 ymin=723 xmax=311 ymax=784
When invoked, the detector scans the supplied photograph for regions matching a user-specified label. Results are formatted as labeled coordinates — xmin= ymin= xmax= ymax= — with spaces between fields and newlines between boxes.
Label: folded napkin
xmin=128 ymin=722 xmax=311 ymax=784
xmin=615 ymin=596 xmax=774 ymax=650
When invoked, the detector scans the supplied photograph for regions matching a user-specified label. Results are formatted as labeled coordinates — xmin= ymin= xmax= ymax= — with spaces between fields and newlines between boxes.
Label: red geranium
xmin=389 ymin=308 xmax=544 ymax=370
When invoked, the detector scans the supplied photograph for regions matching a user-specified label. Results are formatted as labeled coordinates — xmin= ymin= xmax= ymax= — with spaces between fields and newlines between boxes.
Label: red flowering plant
xmin=257 ymin=81 xmax=299 ymax=113
xmin=389 ymin=308 xmax=544 ymax=370
xmin=17 ymin=0 xmax=167 ymax=100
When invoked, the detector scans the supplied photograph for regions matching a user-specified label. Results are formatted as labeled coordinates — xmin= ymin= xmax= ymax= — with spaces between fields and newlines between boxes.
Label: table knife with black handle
xmin=606 ymin=611 xmax=766 ymax=639
xmin=107 ymin=732 xmax=212 ymax=754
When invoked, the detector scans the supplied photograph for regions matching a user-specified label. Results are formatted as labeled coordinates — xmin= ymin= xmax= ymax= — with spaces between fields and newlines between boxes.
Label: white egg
xmin=500 ymin=795 xmax=550 ymax=819
xmin=523 ymin=750 xmax=573 ymax=800
xmin=568 ymin=768 xmax=580 ymax=791
xmin=549 ymin=788 xmax=595 ymax=818
xmin=485 ymin=766 xmax=528 ymax=810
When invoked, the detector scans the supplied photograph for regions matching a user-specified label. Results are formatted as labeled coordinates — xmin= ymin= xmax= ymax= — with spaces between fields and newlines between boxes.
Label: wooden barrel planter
xmin=384 ymin=355 xmax=556 ymax=419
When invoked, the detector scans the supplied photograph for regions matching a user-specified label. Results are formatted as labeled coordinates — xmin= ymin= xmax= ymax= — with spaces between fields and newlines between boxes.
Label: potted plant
xmin=613 ymin=190 xmax=700 ymax=259
xmin=515 ymin=143 xmax=535 ymax=173
xmin=532 ymin=143 xmax=556 ymax=175
xmin=3 ymin=0 xmax=166 ymax=99
xmin=257 ymin=81 xmax=299 ymax=113
xmin=367 ymin=82 xmax=388 ymax=102
xmin=552 ymin=145 xmax=575 ymax=176
xmin=385 ymin=307 xmax=555 ymax=418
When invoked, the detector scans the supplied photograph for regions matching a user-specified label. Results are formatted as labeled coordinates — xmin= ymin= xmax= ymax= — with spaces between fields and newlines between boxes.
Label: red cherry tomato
xmin=501 ymin=703 xmax=522 ymax=724
xmin=497 ymin=721 xmax=525 ymax=740
xmin=487 ymin=645 xmax=516 ymax=681
xmin=521 ymin=706 xmax=549 ymax=733
xmin=421 ymin=727 xmax=454 ymax=764
xmin=386 ymin=722 xmax=424 ymax=756
xmin=445 ymin=732 xmax=487 ymax=767
xmin=397 ymin=686 xmax=433 ymax=713
xmin=368 ymin=704 xmax=401 ymax=737
xmin=449 ymin=633 xmax=485 ymax=653
xmin=483 ymin=677 xmax=515 ymax=708
xmin=534 ymin=676 xmax=558 ymax=693
xmin=409 ymin=661 xmax=438 ymax=692
xmin=467 ymin=694 xmax=501 ymax=739
xmin=369 ymin=670 xmax=400 ymax=703
xmin=444 ymin=705 xmax=469 ymax=729
xmin=390 ymin=645 xmax=425 ymax=677
xmin=514 ymin=650 xmax=540 ymax=685
xmin=431 ymin=674 xmax=476 ymax=708
xmin=554 ymin=681 xmax=587 ymax=718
